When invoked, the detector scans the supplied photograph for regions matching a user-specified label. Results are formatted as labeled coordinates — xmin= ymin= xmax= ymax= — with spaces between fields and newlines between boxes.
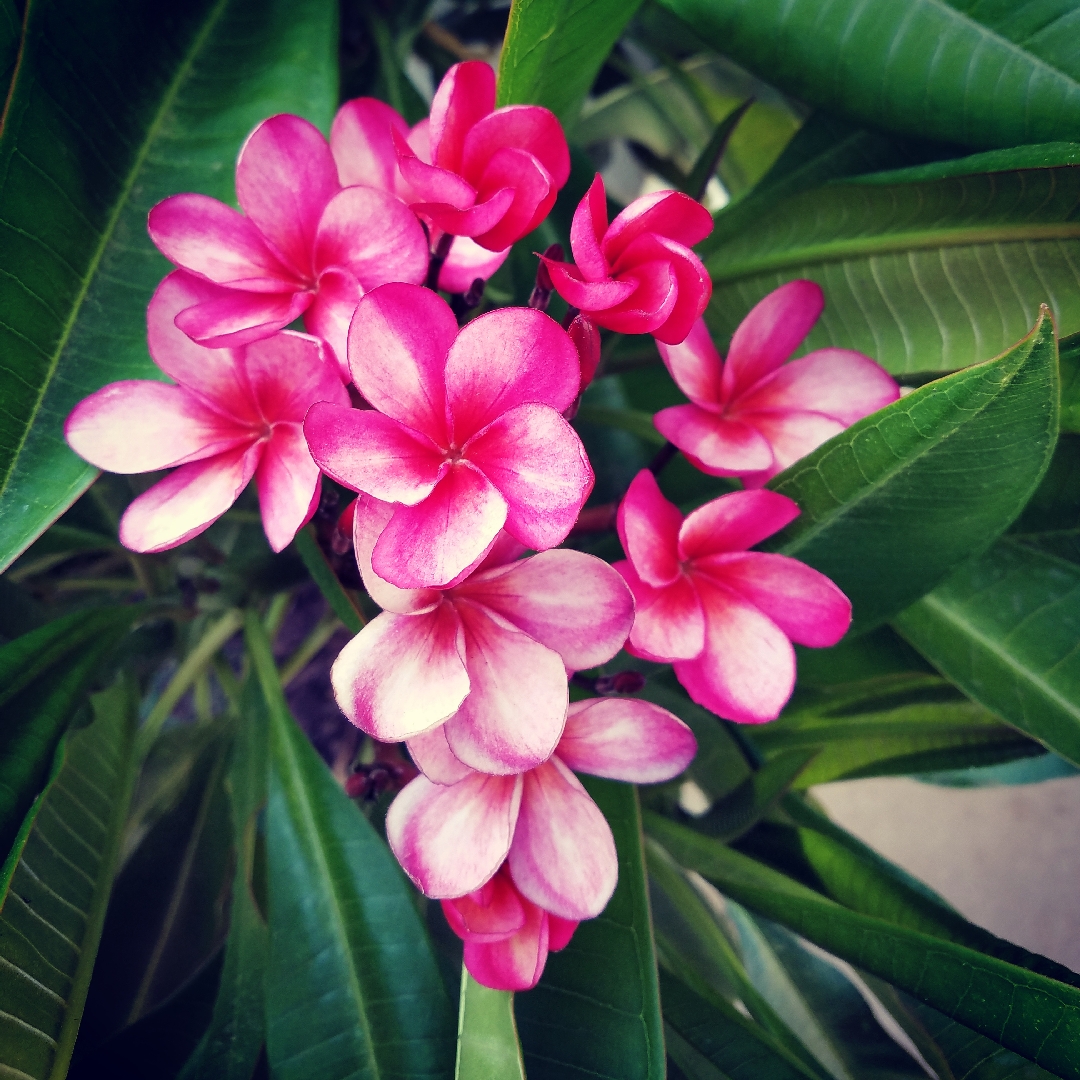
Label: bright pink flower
xmin=390 ymin=61 xmax=571 ymax=252
xmin=305 ymin=283 xmax=594 ymax=589
xmin=147 ymin=113 xmax=429 ymax=375
xmin=64 ymin=272 xmax=348 ymax=553
xmin=442 ymin=865 xmax=578 ymax=991
xmin=387 ymin=697 xmax=697 ymax=919
xmin=654 ymin=283 xmax=900 ymax=486
xmin=541 ymin=175 xmax=713 ymax=345
xmin=330 ymin=96 xmax=511 ymax=291
xmin=615 ymin=470 xmax=850 ymax=723
xmin=331 ymin=495 xmax=634 ymax=774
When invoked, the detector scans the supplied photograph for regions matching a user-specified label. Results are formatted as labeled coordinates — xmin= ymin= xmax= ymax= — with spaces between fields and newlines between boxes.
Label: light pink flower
xmin=64 ymin=272 xmax=348 ymax=553
xmin=442 ymin=865 xmax=578 ymax=992
xmin=330 ymin=96 xmax=511 ymax=291
xmin=387 ymin=697 xmax=697 ymax=919
xmin=390 ymin=61 xmax=571 ymax=252
xmin=330 ymin=495 xmax=634 ymax=774
xmin=147 ymin=113 xmax=429 ymax=375
xmin=542 ymin=174 xmax=713 ymax=345
xmin=655 ymin=283 xmax=900 ymax=486
xmin=615 ymin=470 xmax=850 ymax=723
xmin=305 ymin=282 xmax=594 ymax=589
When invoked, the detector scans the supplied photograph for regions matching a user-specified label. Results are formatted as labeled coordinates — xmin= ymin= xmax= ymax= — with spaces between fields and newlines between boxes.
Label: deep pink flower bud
xmin=655 ymin=283 xmax=900 ymax=485
xmin=391 ymin=61 xmax=571 ymax=252
xmin=614 ymin=470 xmax=852 ymax=723
xmin=567 ymin=313 xmax=601 ymax=390
xmin=542 ymin=175 xmax=713 ymax=345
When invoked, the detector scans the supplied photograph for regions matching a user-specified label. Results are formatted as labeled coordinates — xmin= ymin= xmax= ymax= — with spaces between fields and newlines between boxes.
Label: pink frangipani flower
xmin=65 ymin=272 xmax=348 ymax=553
xmin=655 ymin=282 xmax=900 ymax=485
xmin=387 ymin=697 xmax=697 ymax=919
xmin=542 ymin=174 xmax=713 ymax=345
xmin=331 ymin=96 xmax=511 ymax=291
xmin=391 ymin=61 xmax=571 ymax=252
xmin=305 ymin=282 xmax=594 ymax=589
xmin=147 ymin=113 xmax=429 ymax=375
xmin=331 ymin=495 xmax=634 ymax=774
xmin=615 ymin=470 xmax=851 ymax=723
xmin=443 ymin=865 xmax=578 ymax=992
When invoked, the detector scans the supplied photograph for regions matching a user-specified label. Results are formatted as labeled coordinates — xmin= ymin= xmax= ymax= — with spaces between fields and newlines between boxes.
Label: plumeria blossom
xmin=655 ymin=282 xmax=900 ymax=485
xmin=391 ymin=61 xmax=571 ymax=252
xmin=541 ymin=174 xmax=713 ymax=345
xmin=148 ymin=112 xmax=429 ymax=375
xmin=615 ymin=470 xmax=851 ymax=723
xmin=305 ymin=283 xmax=593 ymax=589
xmin=442 ymin=865 xmax=578 ymax=992
xmin=331 ymin=495 xmax=635 ymax=774
xmin=65 ymin=272 xmax=347 ymax=553
xmin=387 ymin=697 xmax=697 ymax=921
xmin=330 ymin=95 xmax=511 ymax=292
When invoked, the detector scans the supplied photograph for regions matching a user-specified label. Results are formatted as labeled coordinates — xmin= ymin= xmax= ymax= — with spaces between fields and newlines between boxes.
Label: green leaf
xmin=0 ymin=677 xmax=139 ymax=1079
xmin=763 ymin=311 xmax=1058 ymax=633
xmin=705 ymin=151 xmax=1080 ymax=376
xmin=248 ymin=613 xmax=454 ymax=1080
xmin=293 ymin=525 xmax=365 ymax=635
xmin=0 ymin=0 xmax=21 ymax=113
xmin=574 ymin=403 xmax=668 ymax=446
xmin=652 ymin=0 xmax=1080 ymax=151
xmin=894 ymin=538 xmax=1080 ymax=766
xmin=0 ymin=0 xmax=338 ymax=571
xmin=455 ymin=969 xmax=526 ymax=1080
xmin=1057 ymin=332 xmax=1080 ymax=432
xmin=497 ymin=0 xmax=646 ymax=127
xmin=647 ymin=814 xmax=1080 ymax=1080
xmin=516 ymin=779 xmax=665 ymax=1080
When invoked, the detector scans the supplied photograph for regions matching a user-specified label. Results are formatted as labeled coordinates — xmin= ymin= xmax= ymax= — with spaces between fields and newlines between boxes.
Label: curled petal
xmin=457 ymin=549 xmax=634 ymax=671
xmin=695 ymin=551 xmax=851 ymax=648
xmin=256 ymin=423 xmax=322 ymax=552
xmin=568 ymin=314 xmax=601 ymax=388
xmin=442 ymin=600 xmax=569 ymax=775
xmin=386 ymin=771 xmax=522 ymax=898
xmin=330 ymin=605 xmax=469 ymax=741
xmin=508 ymin=758 xmax=617 ymax=921
xmin=472 ymin=147 xmax=555 ymax=251
xmin=722 ymin=280 xmax=824 ymax=401
xmin=174 ymin=285 xmax=311 ymax=350
xmin=397 ymin=141 xmax=478 ymax=208
xmin=569 ymin=174 xmax=610 ymax=282
xmin=735 ymin=410 xmax=846 ymax=487
xmin=438 ymin=235 xmax=511 ymax=294
xmin=647 ymin=242 xmax=711 ymax=346
xmin=616 ymin=469 xmax=683 ymax=587
xmin=543 ymin=259 xmax=637 ymax=311
xmin=241 ymin=329 xmax=347 ymax=422
xmin=331 ymin=97 xmax=411 ymax=193
xmin=413 ymin=186 xmax=516 ymax=239
xmin=118 ymin=443 xmax=262 ymax=553
xmin=443 ymin=870 xmax=527 ymax=942
xmin=407 ymin=725 xmax=473 ymax=786
xmin=371 ymin=465 xmax=508 ymax=589
xmin=236 ymin=114 xmax=340 ymax=278
xmin=590 ymin=259 xmax=677 ymax=336
xmin=603 ymin=189 xmax=713 ymax=262
xmin=446 ymin=308 xmax=580 ymax=439
xmin=674 ymin=576 xmax=795 ymax=724
xmin=653 ymin=405 xmax=774 ymax=476
xmin=615 ymin=559 xmax=705 ymax=662
xmin=465 ymin=403 xmax=592 ymax=552
xmin=656 ymin=317 xmax=724 ymax=408
xmin=429 ymin=61 xmax=496 ymax=172
xmin=679 ymin=489 xmax=800 ymax=561
xmin=463 ymin=902 xmax=548 ymax=991
xmin=558 ymin=698 xmax=697 ymax=783
xmin=460 ymin=105 xmax=570 ymax=191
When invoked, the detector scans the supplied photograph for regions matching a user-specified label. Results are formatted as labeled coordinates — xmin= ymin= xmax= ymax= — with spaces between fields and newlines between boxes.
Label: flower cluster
xmin=64 ymin=60 xmax=899 ymax=991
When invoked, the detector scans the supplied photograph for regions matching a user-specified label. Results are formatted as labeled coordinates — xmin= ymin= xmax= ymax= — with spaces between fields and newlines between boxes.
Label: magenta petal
xmin=461 ymin=106 xmax=570 ymax=191
xmin=547 ymin=916 xmax=578 ymax=952
xmin=438 ymin=236 xmax=511 ymax=293
xmin=472 ymin=147 xmax=554 ymax=251
xmin=558 ymin=698 xmax=697 ymax=783
xmin=415 ymin=186 xmax=515 ymax=239
xmin=591 ymin=259 xmax=677 ymax=336
xmin=457 ymin=549 xmax=634 ymax=671
xmin=347 ymin=282 xmax=458 ymax=442
xmin=65 ymin=382 xmax=248 ymax=473
xmin=331 ymin=97 xmax=411 ymax=193
xmin=543 ymin=259 xmax=637 ymax=311
xmin=697 ymin=551 xmax=851 ymax=648
xmin=616 ymin=558 xmax=705 ymax=662
xmin=303 ymin=402 xmax=445 ymax=504
xmin=442 ymin=599 xmax=569 ymax=775
xmin=398 ymin=143 xmax=478 ymax=208
xmin=465 ymin=403 xmax=592 ymax=552
xmin=254 ymin=424 xmax=320 ymax=551
xmin=723 ymin=280 xmax=824 ymax=401
xmin=313 ymin=185 xmax=428 ymax=289
xmin=508 ymin=758 xmax=618 ymax=921
xmin=236 ymin=114 xmax=340 ymax=278
xmin=616 ymin=469 xmax=683 ymax=587
xmin=463 ymin=903 xmax=548 ymax=991
xmin=446 ymin=308 xmax=580 ymax=437
xmin=407 ymin=725 xmax=473 ymax=786
xmin=603 ymin=189 xmax=713 ymax=262
xmin=303 ymin=268 xmax=361 ymax=378
xmin=148 ymin=194 xmax=295 ymax=289
xmin=371 ymin=465 xmax=508 ymax=589
xmin=330 ymin=604 xmax=469 ymax=741
xmin=568 ymin=314 xmax=601 ymax=388
xmin=118 ymin=443 xmax=262 ymax=553
xmin=675 ymin=576 xmax=795 ymax=723
xmin=679 ymin=489 xmax=801 ymax=560
xmin=241 ymin=328 xmax=347 ymax=422
xmin=653 ymin=405 xmax=774 ymax=476
xmin=175 ymin=286 xmax=311 ymax=350
xmin=444 ymin=870 xmax=527 ymax=942
xmin=736 ymin=410 xmax=846 ymax=486
xmin=386 ymin=771 xmax=522 ymax=898
xmin=429 ymin=60 xmax=496 ymax=173
xmin=650 ymin=244 xmax=712 ymax=346
xmin=569 ymin=174 xmax=610 ymax=282
xmin=656 ymin=317 xmax=724 ymax=408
